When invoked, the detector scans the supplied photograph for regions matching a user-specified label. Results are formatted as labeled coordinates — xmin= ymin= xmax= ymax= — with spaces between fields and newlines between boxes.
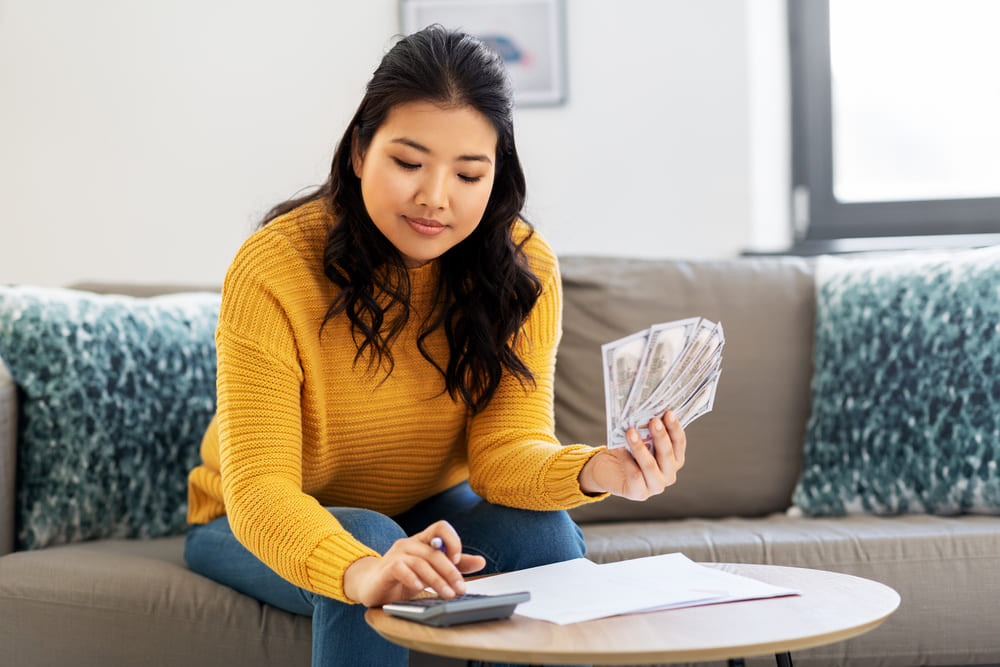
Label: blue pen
xmin=429 ymin=536 xmax=446 ymax=554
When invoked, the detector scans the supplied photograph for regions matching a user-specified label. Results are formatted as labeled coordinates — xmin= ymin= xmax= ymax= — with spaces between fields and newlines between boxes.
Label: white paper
xmin=464 ymin=553 xmax=798 ymax=625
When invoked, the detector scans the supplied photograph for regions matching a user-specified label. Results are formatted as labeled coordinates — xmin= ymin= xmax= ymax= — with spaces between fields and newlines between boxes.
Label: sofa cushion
xmin=556 ymin=255 xmax=816 ymax=522
xmin=794 ymin=246 xmax=1000 ymax=516
xmin=0 ymin=536 xmax=311 ymax=667
xmin=0 ymin=286 xmax=219 ymax=549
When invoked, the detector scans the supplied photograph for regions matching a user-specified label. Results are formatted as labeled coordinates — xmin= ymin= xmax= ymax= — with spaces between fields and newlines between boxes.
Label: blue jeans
xmin=184 ymin=481 xmax=587 ymax=667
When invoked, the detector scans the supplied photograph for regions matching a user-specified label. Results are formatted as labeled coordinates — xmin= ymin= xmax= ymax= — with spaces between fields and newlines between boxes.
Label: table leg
xmin=776 ymin=652 xmax=794 ymax=667
xmin=728 ymin=659 xmax=746 ymax=667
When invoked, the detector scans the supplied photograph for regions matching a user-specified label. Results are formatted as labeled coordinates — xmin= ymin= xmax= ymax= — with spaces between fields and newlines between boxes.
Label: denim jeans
xmin=184 ymin=481 xmax=587 ymax=667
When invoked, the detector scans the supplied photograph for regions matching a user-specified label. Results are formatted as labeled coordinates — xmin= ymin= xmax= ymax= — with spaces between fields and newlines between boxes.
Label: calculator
xmin=382 ymin=591 xmax=530 ymax=627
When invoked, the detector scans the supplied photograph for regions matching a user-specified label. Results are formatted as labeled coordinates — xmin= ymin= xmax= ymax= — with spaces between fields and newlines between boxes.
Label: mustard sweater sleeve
xmin=466 ymin=239 xmax=608 ymax=509
xmin=215 ymin=230 xmax=378 ymax=603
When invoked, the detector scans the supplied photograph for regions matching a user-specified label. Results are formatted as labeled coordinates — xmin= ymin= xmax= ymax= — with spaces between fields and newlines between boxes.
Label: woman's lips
xmin=404 ymin=216 xmax=447 ymax=236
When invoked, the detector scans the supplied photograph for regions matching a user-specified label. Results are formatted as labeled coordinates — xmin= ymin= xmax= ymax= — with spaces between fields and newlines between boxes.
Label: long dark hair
xmin=261 ymin=25 xmax=541 ymax=414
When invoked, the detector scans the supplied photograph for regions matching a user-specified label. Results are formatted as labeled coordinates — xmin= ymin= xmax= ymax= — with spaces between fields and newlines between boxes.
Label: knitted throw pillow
xmin=0 ymin=286 xmax=219 ymax=550
xmin=793 ymin=246 xmax=1000 ymax=516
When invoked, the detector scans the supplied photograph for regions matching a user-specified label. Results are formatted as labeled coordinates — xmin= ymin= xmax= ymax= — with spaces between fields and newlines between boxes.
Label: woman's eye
xmin=393 ymin=157 xmax=419 ymax=170
xmin=459 ymin=174 xmax=483 ymax=184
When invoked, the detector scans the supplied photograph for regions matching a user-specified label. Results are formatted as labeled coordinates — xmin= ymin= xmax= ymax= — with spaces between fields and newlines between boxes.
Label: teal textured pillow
xmin=793 ymin=246 xmax=1000 ymax=516
xmin=0 ymin=286 xmax=219 ymax=549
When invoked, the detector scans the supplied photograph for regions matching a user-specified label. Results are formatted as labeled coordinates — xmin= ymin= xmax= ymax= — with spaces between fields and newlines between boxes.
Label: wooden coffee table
xmin=365 ymin=563 xmax=900 ymax=666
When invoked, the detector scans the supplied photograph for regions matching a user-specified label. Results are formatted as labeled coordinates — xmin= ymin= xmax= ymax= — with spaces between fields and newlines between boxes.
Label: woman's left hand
xmin=578 ymin=411 xmax=687 ymax=500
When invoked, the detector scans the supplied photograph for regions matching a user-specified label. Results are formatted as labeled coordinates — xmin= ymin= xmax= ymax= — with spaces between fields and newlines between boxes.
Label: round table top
xmin=365 ymin=562 xmax=901 ymax=666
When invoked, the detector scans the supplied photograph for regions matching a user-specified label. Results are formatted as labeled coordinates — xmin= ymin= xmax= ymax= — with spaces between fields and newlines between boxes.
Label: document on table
xmin=463 ymin=553 xmax=798 ymax=625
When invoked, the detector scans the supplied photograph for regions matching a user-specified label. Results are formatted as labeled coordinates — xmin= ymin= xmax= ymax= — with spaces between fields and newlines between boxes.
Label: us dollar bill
xmin=674 ymin=369 xmax=720 ymax=428
xmin=601 ymin=330 xmax=649 ymax=449
xmin=602 ymin=317 xmax=725 ymax=450
xmin=642 ymin=322 xmax=724 ymax=418
xmin=620 ymin=318 xmax=700 ymax=419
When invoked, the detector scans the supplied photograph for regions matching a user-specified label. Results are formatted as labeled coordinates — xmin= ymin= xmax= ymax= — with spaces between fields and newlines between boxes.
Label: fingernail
xmin=628 ymin=430 xmax=639 ymax=443
xmin=652 ymin=419 xmax=664 ymax=432
xmin=442 ymin=585 xmax=455 ymax=598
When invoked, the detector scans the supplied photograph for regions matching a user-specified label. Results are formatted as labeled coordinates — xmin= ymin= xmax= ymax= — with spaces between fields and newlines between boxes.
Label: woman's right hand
xmin=342 ymin=520 xmax=486 ymax=607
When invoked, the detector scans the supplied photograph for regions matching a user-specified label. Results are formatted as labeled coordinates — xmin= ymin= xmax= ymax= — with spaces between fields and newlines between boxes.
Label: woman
xmin=185 ymin=25 xmax=686 ymax=667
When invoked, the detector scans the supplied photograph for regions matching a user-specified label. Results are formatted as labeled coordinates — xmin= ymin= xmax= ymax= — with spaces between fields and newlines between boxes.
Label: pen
xmin=430 ymin=536 xmax=446 ymax=554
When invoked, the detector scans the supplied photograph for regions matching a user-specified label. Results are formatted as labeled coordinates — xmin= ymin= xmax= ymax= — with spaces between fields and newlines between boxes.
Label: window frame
xmin=788 ymin=0 xmax=1000 ymax=248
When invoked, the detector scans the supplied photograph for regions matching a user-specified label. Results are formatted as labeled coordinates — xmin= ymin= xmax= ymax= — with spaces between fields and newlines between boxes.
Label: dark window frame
xmin=788 ymin=0 xmax=1000 ymax=251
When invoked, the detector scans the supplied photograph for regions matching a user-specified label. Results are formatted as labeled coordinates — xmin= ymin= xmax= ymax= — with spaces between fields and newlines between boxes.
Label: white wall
xmin=0 ymin=0 xmax=789 ymax=287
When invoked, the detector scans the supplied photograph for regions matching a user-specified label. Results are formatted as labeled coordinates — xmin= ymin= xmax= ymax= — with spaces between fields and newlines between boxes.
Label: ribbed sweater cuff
xmin=306 ymin=534 xmax=381 ymax=603
xmin=546 ymin=445 xmax=610 ymax=506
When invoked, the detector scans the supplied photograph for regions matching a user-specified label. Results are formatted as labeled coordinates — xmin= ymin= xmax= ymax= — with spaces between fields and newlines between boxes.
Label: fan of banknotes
xmin=602 ymin=317 xmax=724 ymax=449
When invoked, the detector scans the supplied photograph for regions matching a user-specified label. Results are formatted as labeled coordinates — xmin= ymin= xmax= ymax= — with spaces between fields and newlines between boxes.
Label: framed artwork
xmin=400 ymin=0 xmax=567 ymax=106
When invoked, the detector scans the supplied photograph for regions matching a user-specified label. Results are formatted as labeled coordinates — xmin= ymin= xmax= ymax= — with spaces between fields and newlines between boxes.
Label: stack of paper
xmin=602 ymin=317 xmax=724 ymax=449
xmin=463 ymin=553 xmax=797 ymax=625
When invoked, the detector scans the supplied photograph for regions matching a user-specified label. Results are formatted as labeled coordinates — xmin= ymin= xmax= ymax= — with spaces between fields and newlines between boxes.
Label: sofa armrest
xmin=0 ymin=359 xmax=16 ymax=555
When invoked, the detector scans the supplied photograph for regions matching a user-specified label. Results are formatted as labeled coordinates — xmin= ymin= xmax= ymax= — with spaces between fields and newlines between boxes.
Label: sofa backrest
xmin=555 ymin=255 xmax=817 ymax=523
xmin=0 ymin=257 xmax=819 ymax=552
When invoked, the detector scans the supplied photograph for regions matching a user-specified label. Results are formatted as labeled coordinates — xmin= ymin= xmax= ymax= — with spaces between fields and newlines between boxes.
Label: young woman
xmin=184 ymin=25 xmax=686 ymax=667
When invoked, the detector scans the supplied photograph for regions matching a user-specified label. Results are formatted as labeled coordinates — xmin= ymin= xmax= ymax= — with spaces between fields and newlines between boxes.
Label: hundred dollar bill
xmin=674 ymin=369 xmax=721 ymax=428
xmin=611 ymin=374 xmax=718 ymax=448
xmin=620 ymin=318 xmax=700 ymax=421
xmin=601 ymin=329 xmax=649 ymax=448
xmin=603 ymin=317 xmax=725 ymax=450
xmin=633 ymin=355 xmax=722 ymax=431
xmin=643 ymin=322 xmax=724 ymax=417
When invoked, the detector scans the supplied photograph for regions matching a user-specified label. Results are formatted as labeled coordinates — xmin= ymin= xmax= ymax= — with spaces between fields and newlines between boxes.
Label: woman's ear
xmin=351 ymin=127 xmax=365 ymax=179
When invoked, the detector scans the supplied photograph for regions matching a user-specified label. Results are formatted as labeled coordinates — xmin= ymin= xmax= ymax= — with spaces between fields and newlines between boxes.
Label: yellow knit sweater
xmin=187 ymin=200 xmax=604 ymax=603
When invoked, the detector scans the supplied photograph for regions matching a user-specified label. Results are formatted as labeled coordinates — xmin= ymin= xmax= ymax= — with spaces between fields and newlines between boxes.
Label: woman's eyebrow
xmin=391 ymin=137 xmax=493 ymax=165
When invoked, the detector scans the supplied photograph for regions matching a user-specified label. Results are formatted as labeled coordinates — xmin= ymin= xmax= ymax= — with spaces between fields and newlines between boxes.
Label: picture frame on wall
xmin=400 ymin=0 xmax=567 ymax=107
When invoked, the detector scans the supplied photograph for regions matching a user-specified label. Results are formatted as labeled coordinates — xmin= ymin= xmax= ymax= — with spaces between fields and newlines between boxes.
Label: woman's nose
xmin=416 ymin=171 xmax=448 ymax=209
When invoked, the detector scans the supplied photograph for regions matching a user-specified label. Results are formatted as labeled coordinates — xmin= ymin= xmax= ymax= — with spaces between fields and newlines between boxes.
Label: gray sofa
xmin=2 ymin=254 xmax=999 ymax=667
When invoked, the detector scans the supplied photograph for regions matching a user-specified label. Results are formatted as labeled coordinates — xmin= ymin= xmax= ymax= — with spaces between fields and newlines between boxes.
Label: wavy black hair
xmin=260 ymin=25 xmax=542 ymax=414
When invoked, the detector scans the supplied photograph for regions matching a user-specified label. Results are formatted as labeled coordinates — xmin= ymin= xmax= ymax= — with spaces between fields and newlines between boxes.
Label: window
xmin=789 ymin=0 xmax=1000 ymax=252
